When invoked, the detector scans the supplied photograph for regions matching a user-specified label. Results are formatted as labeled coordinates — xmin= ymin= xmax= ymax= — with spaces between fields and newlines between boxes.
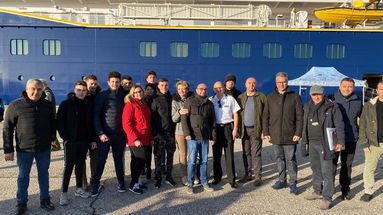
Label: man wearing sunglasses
xmin=210 ymin=81 xmax=240 ymax=188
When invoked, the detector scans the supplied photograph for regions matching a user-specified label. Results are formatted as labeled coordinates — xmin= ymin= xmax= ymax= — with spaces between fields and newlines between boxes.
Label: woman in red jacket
xmin=122 ymin=85 xmax=151 ymax=194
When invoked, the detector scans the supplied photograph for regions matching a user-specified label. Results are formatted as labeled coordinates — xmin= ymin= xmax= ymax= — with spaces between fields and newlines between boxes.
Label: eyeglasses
xmin=217 ymin=100 xmax=222 ymax=108
xmin=197 ymin=88 xmax=208 ymax=91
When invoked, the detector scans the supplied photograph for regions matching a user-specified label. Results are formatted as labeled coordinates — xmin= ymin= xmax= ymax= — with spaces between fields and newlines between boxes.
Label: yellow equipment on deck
xmin=314 ymin=0 xmax=383 ymax=26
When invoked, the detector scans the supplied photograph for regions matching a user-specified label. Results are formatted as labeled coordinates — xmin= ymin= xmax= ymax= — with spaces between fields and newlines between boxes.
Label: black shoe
xmin=139 ymin=183 xmax=148 ymax=190
xmin=40 ymin=198 xmax=55 ymax=211
xmin=155 ymin=180 xmax=161 ymax=189
xmin=165 ymin=178 xmax=177 ymax=187
xmin=360 ymin=194 xmax=373 ymax=202
xmin=341 ymin=192 xmax=353 ymax=200
xmin=16 ymin=202 xmax=27 ymax=215
xmin=230 ymin=182 xmax=238 ymax=189
xmin=211 ymin=179 xmax=221 ymax=185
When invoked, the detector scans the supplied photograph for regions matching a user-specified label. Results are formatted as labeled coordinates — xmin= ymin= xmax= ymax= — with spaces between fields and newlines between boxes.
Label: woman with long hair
xmin=122 ymin=85 xmax=151 ymax=194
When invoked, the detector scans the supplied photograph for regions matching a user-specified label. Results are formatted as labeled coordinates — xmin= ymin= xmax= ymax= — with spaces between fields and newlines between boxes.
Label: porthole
xmin=50 ymin=75 xmax=56 ymax=81
xmin=17 ymin=75 xmax=24 ymax=81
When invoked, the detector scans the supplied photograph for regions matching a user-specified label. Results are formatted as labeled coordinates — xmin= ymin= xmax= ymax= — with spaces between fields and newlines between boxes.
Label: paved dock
xmin=1 ymin=126 xmax=383 ymax=215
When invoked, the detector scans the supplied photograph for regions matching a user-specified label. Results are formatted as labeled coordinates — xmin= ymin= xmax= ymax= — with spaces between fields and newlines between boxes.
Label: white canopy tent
xmin=289 ymin=67 xmax=366 ymax=101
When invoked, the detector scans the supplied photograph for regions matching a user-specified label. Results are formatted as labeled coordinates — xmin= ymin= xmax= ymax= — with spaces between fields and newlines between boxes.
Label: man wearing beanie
xmin=225 ymin=74 xmax=241 ymax=100
xmin=301 ymin=85 xmax=344 ymax=210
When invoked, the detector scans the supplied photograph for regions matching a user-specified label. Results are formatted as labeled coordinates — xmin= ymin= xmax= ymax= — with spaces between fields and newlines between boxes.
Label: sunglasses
xmin=218 ymin=100 xmax=222 ymax=108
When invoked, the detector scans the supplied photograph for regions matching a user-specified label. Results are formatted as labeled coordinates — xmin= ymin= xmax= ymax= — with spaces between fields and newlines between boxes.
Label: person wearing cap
xmin=301 ymin=85 xmax=344 ymax=210
xmin=224 ymin=74 xmax=241 ymax=100
xmin=263 ymin=72 xmax=303 ymax=194
xmin=358 ymin=80 xmax=383 ymax=202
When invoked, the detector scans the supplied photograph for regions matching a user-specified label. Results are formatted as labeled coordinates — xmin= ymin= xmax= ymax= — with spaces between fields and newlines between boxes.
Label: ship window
xmin=17 ymin=75 xmax=24 ymax=81
xmin=10 ymin=39 xmax=29 ymax=55
xmin=294 ymin=43 xmax=313 ymax=59
xmin=170 ymin=42 xmax=188 ymax=58
xmin=140 ymin=42 xmax=157 ymax=57
xmin=263 ymin=43 xmax=282 ymax=58
xmin=327 ymin=43 xmax=345 ymax=59
xmin=43 ymin=40 xmax=61 ymax=56
xmin=201 ymin=43 xmax=219 ymax=58
xmin=232 ymin=43 xmax=251 ymax=58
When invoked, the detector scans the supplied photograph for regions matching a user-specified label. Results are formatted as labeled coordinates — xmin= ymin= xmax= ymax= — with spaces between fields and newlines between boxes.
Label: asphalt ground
xmin=1 ymin=123 xmax=383 ymax=215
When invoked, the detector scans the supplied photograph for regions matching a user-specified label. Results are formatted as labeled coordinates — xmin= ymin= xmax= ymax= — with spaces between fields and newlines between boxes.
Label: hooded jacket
xmin=262 ymin=87 xmax=303 ymax=145
xmin=57 ymin=93 xmax=96 ymax=142
xmin=181 ymin=95 xmax=216 ymax=141
xmin=171 ymin=91 xmax=194 ymax=136
xmin=3 ymin=91 xmax=56 ymax=153
xmin=328 ymin=92 xmax=362 ymax=143
xmin=301 ymin=98 xmax=345 ymax=160
xmin=358 ymin=96 xmax=382 ymax=149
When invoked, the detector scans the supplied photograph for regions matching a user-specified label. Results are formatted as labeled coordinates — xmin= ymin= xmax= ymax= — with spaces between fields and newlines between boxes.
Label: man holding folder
xmin=301 ymin=85 xmax=344 ymax=210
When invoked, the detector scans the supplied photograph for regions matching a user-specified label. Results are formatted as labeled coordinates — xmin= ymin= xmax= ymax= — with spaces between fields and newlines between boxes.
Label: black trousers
xmin=130 ymin=146 xmax=148 ymax=188
xmin=242 ymin=126 xmax=262 ymax=178
xmin=153 ymin=136 xmax=176 ymax=180
xmin=62 ymin=141 xmax=89 ymax=192
xmin=213 ymin=123 xmax=236 ymax=183
xmin=333 ymin=141 xmax=357 ymax=194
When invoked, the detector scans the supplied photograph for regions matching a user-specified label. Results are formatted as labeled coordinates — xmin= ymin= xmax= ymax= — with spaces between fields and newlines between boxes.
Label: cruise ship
xmin=0 ymin=0 xmax=381 ymax=102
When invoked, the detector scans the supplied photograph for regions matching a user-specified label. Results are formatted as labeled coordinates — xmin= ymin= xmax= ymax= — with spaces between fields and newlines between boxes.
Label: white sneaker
xmin=59 ymin=192 xmax=69 ymax=206
xmin=75 ymin=188 xmax=91 ymax=199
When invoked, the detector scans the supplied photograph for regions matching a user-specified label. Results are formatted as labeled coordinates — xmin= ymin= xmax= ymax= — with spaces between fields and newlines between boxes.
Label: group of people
xmin=2 ymin=70 xmax=383 ymax=214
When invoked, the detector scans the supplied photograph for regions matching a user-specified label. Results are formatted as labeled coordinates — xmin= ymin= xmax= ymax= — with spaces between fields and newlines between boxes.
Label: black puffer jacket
xmin=181 ymin=95 xmax=216 ymax=141
xmin=57 ymin=93 xmax=96 ymax=142
xmin=93 ymin=87 xmax=126 ymax=136
xmin=3 ymin=91 xmax=56 ymax=153
xmin=151 ymin=91 xmax=175 ymax=138
xmin=262 ymin=87 xmax=304 ymax=145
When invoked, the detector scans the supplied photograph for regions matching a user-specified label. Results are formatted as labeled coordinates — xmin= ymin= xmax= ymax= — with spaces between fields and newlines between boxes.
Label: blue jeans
xmin=17 ymin=150 xmax=51 ymax=203
xmin=187 ymin=139 xmax=209 ymax=185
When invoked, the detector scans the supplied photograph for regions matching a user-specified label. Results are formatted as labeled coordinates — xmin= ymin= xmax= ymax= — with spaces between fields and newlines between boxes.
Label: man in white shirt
xmin=211 ymin=81 xmax=240 ymax=188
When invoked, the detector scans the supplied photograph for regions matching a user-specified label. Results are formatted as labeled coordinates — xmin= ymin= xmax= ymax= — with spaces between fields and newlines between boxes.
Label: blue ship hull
xmin=0 ymin=10 xmax=382 ymax=103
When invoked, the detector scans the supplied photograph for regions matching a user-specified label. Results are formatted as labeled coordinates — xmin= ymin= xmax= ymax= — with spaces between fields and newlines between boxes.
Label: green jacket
xmin=237 ymin=91 xmax=267 ymax=140
xmin=358 ymin=96 xmax=380 ymax=149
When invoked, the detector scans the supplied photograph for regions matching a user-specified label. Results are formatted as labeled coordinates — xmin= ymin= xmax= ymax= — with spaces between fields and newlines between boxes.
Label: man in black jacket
xmin=263 ymin=72 xmax=303 ymax=195
xmin=83 ymin=74 xmax=102 ymax=189
xmin=328 ymin=78 xmax=362 ymax=200
xmin=57 ymin=80 xmax=97 ymax=206
xmin=3 ymin=79 xmax=56 ymax=215
xmin=151 ymin=78 xmax=176 ymax=188
xmin=91 ymin=71 xmax=127 ymax=196
xmin=181 ymin=83 xmax=216 ymax=194
xmin=224 ymin=74 xmax=241 ymax=100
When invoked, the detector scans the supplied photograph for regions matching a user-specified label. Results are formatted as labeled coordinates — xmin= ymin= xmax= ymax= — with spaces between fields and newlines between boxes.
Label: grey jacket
xmin=171 ymin=92 xmax=193 ymax=135
xmin=358 ymin=96 xmax=381 ymax=149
